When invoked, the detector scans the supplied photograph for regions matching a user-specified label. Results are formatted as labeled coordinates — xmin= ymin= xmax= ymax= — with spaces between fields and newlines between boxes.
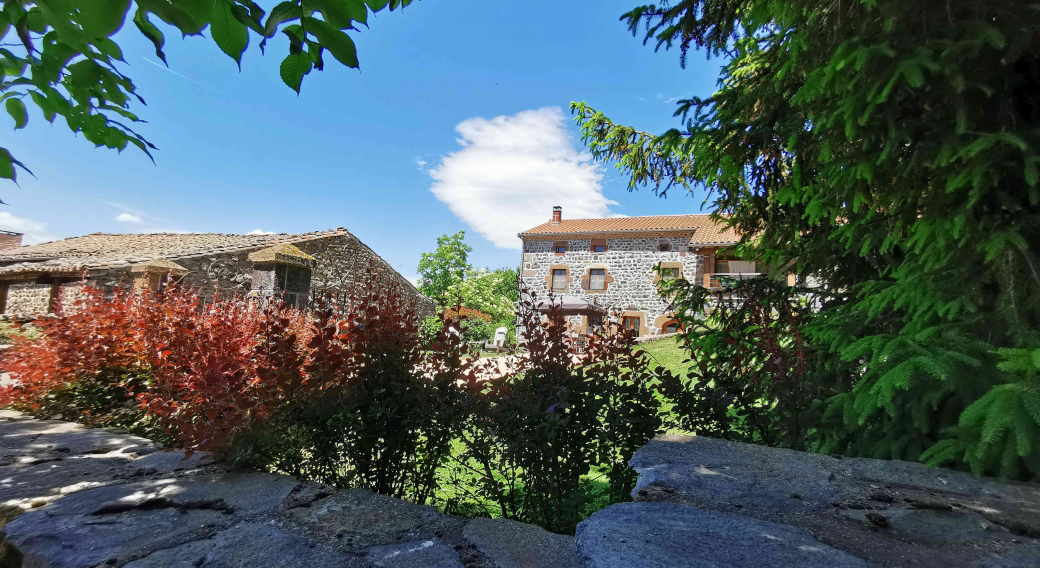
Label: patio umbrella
xmin=533 ymin=295 xmax=607 ymax=316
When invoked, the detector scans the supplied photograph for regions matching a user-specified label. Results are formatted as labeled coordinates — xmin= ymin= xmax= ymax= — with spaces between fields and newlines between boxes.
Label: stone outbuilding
xmin=518 ymin=207 xmax=763 ymax=338
xmin=0 ymin=228 xmax=433 ymax=317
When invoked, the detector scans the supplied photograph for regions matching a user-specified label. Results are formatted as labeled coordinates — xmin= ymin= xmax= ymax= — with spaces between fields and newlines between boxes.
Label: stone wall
xmin=0 ymin=411 xmax=580 ymax=568
xmin=575 ymin=435 xmax=1040 ymax=568
xmin=4 ymin=281 xmax=51 ymax=315
xmin=520 ymin=236 xmax=704 ymax=336
xmin=67 ymin=234 xmax=435 ymax=318
xmin=57 ymin=280 xmax=90 ymax=311
xmin=4 ymin=412 xmax=1036 ymax=568
xmin=296 ymin=234 xmax=435 ymax=317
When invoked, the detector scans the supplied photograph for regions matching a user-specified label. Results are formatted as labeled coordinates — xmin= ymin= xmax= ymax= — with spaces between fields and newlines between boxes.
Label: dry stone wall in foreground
xmin=1 ymin=411 xmax=1038 ymax=567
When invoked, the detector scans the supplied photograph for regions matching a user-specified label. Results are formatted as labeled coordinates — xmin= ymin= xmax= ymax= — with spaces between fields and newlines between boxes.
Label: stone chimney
xmin=552 ymin=206 xmax=562 ymax=224
xmin=0 ymin=231 xmax=23 ymax=251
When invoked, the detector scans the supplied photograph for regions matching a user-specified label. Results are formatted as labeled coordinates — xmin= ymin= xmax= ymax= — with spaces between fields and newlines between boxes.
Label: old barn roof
xmin=518 ymin=214 xmax=740 ymax=245
xmin=130 ymin=258 xmax=189 ymax=275
xmin=0 ymin=228 xmax=349 ymax=277
xmin=247 ymin=243 xmax=317 ymax=267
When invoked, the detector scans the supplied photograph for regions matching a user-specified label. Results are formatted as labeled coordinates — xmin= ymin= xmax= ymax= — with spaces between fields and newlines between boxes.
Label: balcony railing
xmin=703 ymin=272 xmax=762 ymax=289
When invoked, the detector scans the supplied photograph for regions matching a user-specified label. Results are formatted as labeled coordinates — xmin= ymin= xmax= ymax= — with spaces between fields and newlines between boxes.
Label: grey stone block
xmin=628 ymin=435 xmax=1040 ymax=568
xmin=463 ymin=517 xmax=579 ymax=568
xmin=279 ymin=488 xmax=466 ymax=552
xmin=364 ymin=539 xmax=464 ymax=568
xmin=0 ymin=416 xmax=158 ymax=457
xmin=0 ymin=416 xmax=165 ymax=508
xmin=974 ymin=543 xmax=1040 ymax=568
xmin=124 ymin=522 xmax=362 ymax=568
xmin=129 ymin=449 xmax=215 ymax=474
xmin=1 ymin=472 xmax=297 ymax=568
xmin=575 ymin=501 xmax=872 ymax=568
xmin=631 ymin=434 xmax=840 ymax=512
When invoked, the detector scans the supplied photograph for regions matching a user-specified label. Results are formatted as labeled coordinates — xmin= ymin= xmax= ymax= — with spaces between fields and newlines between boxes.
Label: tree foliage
xmin=574 ymin=0 xmax=1040 ymax=478
xmin=417 ymin=230 xmax=472 ymax=300
xmin=0 ymin=0 xmax=416 ymax=186
xmin=445 ymin=267 xmax=517 ymax=322
xmin=658 ymin=275 xmax=821 ymax=450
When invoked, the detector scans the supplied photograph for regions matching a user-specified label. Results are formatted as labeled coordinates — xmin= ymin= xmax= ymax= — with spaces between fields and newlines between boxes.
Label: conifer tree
xmin=573 ymin=0 xmax=1040 ymax=478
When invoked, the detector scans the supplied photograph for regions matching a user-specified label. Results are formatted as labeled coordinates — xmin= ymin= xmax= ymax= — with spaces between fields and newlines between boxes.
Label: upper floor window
xmin=589 ymin=269 xmax=605 ymax=290
xmin=552 ymin=268 xmax=568 ymax=290
xmin=553 ymin=241 xmax=568 ymax=255
xmin=658 ymin=242 xmax=672 ymax=252
xmin=590 ymin=238 xmax=607 ymax=253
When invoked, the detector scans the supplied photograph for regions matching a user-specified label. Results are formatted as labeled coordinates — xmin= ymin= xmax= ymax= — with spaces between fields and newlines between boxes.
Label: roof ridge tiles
xmin=0 ymin=228 xmax=354 ymax=276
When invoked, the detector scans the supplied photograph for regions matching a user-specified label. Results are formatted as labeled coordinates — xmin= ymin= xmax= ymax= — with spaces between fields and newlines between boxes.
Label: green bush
xmin=443 ymin=297 xmax=662 ymax=534
xmin=659 ymin=276 xmax=827 ymax=450
xmin=26 ymin=370 xmax=170 ymax=444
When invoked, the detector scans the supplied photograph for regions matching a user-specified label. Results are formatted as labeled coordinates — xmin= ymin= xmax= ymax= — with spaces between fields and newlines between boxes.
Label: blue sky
xmin=3 ymin=0 xmax=723 ymax=282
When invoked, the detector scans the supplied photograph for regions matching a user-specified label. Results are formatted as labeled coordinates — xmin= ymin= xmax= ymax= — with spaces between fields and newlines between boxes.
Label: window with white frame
xmin=552 ymin=268 xmax=568 ymax=290
xmin=589 ymin=268 xmax=605 ymax=290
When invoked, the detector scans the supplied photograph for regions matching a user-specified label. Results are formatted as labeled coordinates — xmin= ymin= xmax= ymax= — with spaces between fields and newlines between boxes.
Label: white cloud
xmin=115 ymin=213 xmax=144 ymax=224
xmin=247 ymin=229 xmax=275 ymax=235
xmin=0 ymin=212 xmax=57 ymax=245
xmin=414 ymin=157 xmax=428 ymax=172
xmin=428 ymin=107 xmax=617 ymax=249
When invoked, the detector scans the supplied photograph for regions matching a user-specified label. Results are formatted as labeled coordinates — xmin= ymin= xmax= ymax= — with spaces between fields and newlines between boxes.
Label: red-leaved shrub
xmin=1 ymin=285 xmax=149 ymax=408
xmin=0 ymin=270 xmax=665 ymax=534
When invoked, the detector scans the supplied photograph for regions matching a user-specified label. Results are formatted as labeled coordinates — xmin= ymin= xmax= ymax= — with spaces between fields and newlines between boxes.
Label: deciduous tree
xmin=0 ymin=0 xmax=417 ymax=186
xmin=417 ymin=230 xmax=472 ymax=300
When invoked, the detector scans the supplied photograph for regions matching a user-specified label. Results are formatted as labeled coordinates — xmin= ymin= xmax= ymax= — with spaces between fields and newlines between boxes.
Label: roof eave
xmin=518 ymin=228 xmax=699 ymax=237
xmin=0 ymin=256 xmax=59 ymax=263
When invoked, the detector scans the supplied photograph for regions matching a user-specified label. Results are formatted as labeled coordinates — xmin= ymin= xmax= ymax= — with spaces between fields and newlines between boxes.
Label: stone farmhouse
xmin=0 ymin=228 xmax=433 ymax=317
xmin=519 ymin=207 xmax=762 ymax=338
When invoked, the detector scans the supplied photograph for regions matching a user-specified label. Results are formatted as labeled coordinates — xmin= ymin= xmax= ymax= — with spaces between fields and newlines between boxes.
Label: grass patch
xmin=636 ymin=336 xmax=694 ymax=375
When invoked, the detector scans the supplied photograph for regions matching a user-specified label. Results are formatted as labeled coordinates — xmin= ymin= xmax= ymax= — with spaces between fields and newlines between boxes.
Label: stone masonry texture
xmin=521 ymin=237 xmax=703 ymax=336
xmin=5 ymin=234 xmax=434 ymax=319
xmin=0 ymin=230 xmax=434 ymax=319
xmin=1 ymin=411 xmax=1038 ymax=567
xmin=4 ymin=282 xmax=52 ymax=315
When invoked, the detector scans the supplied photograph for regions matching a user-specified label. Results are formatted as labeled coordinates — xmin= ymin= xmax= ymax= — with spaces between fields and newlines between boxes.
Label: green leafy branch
xmin=0 ymin=0 xmax=416 ymax=187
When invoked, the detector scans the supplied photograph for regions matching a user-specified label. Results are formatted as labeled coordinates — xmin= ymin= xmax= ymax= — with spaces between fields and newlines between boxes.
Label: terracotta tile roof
xmin=518 ymin=214 xmax=740 ymax=245
xmin=0 ymin=228 xmax=350 ymax=276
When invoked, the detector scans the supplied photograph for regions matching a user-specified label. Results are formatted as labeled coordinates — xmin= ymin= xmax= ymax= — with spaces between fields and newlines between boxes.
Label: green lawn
xmin=635 ymin=336 xmax=695 ymax=375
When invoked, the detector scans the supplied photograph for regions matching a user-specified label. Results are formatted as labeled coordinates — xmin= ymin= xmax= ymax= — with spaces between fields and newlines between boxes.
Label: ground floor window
xmin=623 ymin=316 xmax=641 ymax=337
xmin=664 ymin=321 xmax=679 ymax=334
